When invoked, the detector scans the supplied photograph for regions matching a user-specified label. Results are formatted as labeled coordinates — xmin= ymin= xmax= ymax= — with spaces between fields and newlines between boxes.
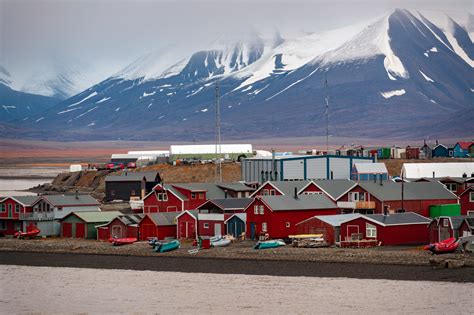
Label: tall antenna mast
xmin=215 ymin=81 xmax=222 ymax=182
xmin=325 ymin=73 xmax=329 ymax=153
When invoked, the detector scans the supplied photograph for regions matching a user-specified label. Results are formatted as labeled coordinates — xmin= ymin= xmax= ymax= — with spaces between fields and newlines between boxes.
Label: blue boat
xmin=254 ymin=240 xmax=285 ymax=250
xmin=154 ymin=240 xmax=180 ymax=253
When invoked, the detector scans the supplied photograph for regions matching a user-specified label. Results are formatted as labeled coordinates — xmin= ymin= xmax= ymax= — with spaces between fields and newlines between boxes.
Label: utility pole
xmin=325 ymin=73 xmax=329 ymax=153
xmin=215 ymin=81 xmax=222 ymax=182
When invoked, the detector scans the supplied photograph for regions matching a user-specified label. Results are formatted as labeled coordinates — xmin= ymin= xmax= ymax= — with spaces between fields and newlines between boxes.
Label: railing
xmin=19 ymin=212 xmax=55 ymax=221
xmin=336 ymin=201 xmax=376 ymax=209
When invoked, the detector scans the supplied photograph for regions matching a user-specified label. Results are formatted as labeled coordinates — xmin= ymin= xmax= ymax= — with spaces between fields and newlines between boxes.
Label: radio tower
xmin=215 ymin=82 xmax=222 ymax=182
xmin=325 ymin=73 xmax=329 ymax=153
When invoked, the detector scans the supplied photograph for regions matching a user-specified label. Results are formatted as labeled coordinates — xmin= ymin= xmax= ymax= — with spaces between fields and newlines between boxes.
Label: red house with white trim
xmin=459 ymin=187 xmax=474 ymax=216
xmin=176 ymin=210 xmax=198 ymax=239
xmin=138 ymin=212 xmax=178 ymax=240
xmin=0 ymin=196 xmax=38 ymax=236
xmin=340 ymin=212 xmax=431 ymax=245
xmin=244 ymin=194 xmax=339 ymax=239
xmin=97 ymin=214 xmax=144 ymax=241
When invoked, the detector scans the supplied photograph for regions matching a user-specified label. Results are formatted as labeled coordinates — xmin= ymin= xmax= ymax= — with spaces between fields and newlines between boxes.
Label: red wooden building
xmin=405 ymin=146 xmax=420 ymax=159
xmin=0 ymin=196 xmax=38 ymax=236
xmin=176 ymin=210 xmax=198 ymax=239
xmin=138 ymin=213 xmax=178 ymax=240
xmin=459 ymin=187 xmax=474 ymax=216
xmin=296 ymin=213 xmax=364 ymax=245
xmin=97 ymin=214 xmax=143 ymax=241
xmin=340 ymin=212 xmax=431 ymax=246
xmin=428 ymin=216 xmax=467 ymax=242
xmin=459 ymin=217 xmax=474 ymax=238
xmin=143 ymin=185 xmax=187 ymax=213
xmin=244 ymin=194 xmax=339 ymax=239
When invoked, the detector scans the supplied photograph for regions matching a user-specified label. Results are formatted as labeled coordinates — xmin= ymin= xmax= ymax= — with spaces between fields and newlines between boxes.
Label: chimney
xmin=374 ymin=173 xmax=377 ymax=183
xmin=294 ymin=187 xmax=298 ymax=199
xmin=379 ymin=174 xmax=383 ymax=186
xmin=433 ymin=171 xmax=435 ymax=178
xmin=75 ymin=189 xmax=79 ymax=199
xmin=330 ymin=171 xmax=334 ymax=180
xmin=471 ymin=173 xmax=474 ymax=178
xmin=462 ymin=173 xmax=467 ymax=178
xmin=224 ymin=190 xmax=228 ymax=199
xmin=383 ymin=205 xmax=389 ymax=216
xmin=436 ymin=139 xmax=439 ymax=146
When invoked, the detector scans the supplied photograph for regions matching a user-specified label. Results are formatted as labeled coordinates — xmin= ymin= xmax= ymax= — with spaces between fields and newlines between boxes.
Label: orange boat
xmin=14 ymin=229 xmax=41 ymax=239
xmin=109 ymin=237 xmax=137 ymax=246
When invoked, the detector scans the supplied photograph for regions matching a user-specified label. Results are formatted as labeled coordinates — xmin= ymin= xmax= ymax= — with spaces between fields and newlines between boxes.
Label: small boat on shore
xmin=254 ymin=239 xmax=285 ymax=250
xmin=14 ymin=229 xmax=40 ymax=239
xmin=154 ymin=240 xmax=180 ymax=253
xmin=110 ymin=237 xmax=137 ymax=246
xmin=424 ymin=237 xmax=460 ymax=254
xmin=212 ymin=238 xmax=231 ymax=247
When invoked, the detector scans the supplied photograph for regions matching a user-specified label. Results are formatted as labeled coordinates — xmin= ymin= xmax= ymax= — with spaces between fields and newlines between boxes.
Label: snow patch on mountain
xmin=68 ymin=92 xmax=98 ymax=107
xmin=96 ymin=97 xmax=111 ymax=103
xmin=419 ymin=70 xmax=434 ymax=82
xmin=381 ymin=89 xmax=406 ymax=98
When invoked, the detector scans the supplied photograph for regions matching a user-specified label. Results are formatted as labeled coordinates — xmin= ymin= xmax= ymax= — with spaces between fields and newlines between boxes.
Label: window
xmin=262 ymin=189 xmax=269 ymax=196
xmin=366 ymin=223 xmax=377 ymax=238
xmin=157 ymin=192 xmax=168 ymax=201
xmin=262 ymin=222 xmax=267 ymax=232
xmin=203 ymin=223 xmax=209 ymax=229
xmin=198 ymin=193 xmax=204 ymax=199
xmin=286 ymin=222 xmax=291 ymax=228
xmin=470 ymin=192 xmax=474 ymax=202
xmin=0 ymin=204 xmax=5 ymax=212
xmin=467 ymin=210 xmax=474 ymax=216
xmin=254 ymin=205 xmax=259 ymax=214
xmin=15 ymin=204 xmax=20 ymax=213
xmin=259 ymin=205 xmax=264 ymax=215
xmin=303 ymin=191 xmax=322 ymax=195
xmin=349 ymin=192 xmax=359 ymax=202
xmin=445 ymin=183 xmax=457 ymax=192
xmin=359 ymin=193 xmax=366 ymax=201
xmin=269 ymin=189 xmax=276 ymax=196
xmin=8 ymin=204 xmax=12 ymax=212
xmin=13 ymin=222 xmax=21 ymax=231
xmin=442 ymin=219 xmax=449 ymax=227
xmin=0 ymin=221 xmax=6 ymax=230
xmin=191 ymin=192 xmax=196 ymax=199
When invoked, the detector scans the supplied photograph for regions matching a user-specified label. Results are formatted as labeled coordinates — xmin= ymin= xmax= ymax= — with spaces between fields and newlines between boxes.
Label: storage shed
xmin=96 ymin=214 xmax=144 ymax=241
xmin=351 ymin=163 xmax=388 ymax=181
xmin=225 ymin=213 xmax=246 ymax=237
xmin=296 ymin=213 xmax=364 ymax=245
xmin=340 ymin=212 xmax=431 ymax=246
xmin=176 ymin=210 xmax=198 ymax=239
xmin=138 ymin=212 xmax=178 ymax=240
xmin=242 ymin=155 xmax=374 ymax=183
xmin=60 ymin=211 xmax=122 ymax=239
xmin=428 ymin=216 xmax=467 ymax=242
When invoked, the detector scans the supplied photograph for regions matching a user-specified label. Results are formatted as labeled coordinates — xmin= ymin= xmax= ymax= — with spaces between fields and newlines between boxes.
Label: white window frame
xmin=157 ymin=192 xmax=168 ymax=201
xmin=349 ymin=192 xmax=359 ymax=202
xmin=254 ymin=205 xmax=259 ymax=215
xmin=0 ymin=204 xmax=5 ymax=212
xmin=470 ymin=192 xmax=474 ymax=202
xmin=443 ymin=219 xmax=449 ymax=227
xmin=262 ymin=222 xmax=267 ymax=232
xmin=191 ymin=192 xmax=196 ymax=199
xmin=445 ymin=183 xmax=457 ymax=192
xmin=269 ymin=189 xmax=276 ymax=195
xmin=198 ymin=193 xmax=204 ymax=199
xmin=8 ymin=204 xmax=12 ymax=212
xmin=262 ymin=189 xmax=269 ymax=196
xmin=467 ymin=210 xmax=474 ymax=216
xmin=366 ymin=223 xmax=377 ymax=238
xmin=15 ymin=204 xmax=20 ymax=213
xmin=259 ymin=205 xmax=264 ymax=215
xmin=203 ymin=223 xmax=209 ymax=229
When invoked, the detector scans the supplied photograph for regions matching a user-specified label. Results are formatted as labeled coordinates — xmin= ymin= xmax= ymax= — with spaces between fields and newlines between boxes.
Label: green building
xmin=60 ymin=211 xmax=122 ymax=239
xmin=429 ymin=204 xmax=461 ymax=218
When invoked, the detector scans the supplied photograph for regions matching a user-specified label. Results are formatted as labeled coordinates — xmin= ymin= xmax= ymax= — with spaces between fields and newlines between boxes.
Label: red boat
xmin=14 ymin=229 xmax=41 ymax=239
xmin=109 ymin=237 xmax=137 ymax=246
xmin=424 ymin=237 xmax=459 ymax=254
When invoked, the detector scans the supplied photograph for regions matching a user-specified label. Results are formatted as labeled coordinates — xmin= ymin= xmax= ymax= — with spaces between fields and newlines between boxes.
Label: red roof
xmin=456 ymin=141 xmax=474 ymax=150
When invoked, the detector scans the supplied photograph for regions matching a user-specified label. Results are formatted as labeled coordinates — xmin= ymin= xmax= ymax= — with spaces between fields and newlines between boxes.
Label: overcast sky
xmin=1 ymin=0 xmax=472 ymax=85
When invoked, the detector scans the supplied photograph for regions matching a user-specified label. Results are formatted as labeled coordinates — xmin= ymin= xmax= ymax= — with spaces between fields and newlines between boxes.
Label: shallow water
xmin=0 ymin=265 xmax=472 ymax=314
xmin=0 ymin=166 xmax=63 ymax=197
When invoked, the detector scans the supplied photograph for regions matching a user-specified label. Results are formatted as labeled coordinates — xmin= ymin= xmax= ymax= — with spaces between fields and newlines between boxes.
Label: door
xmin=111 ymin=225 xmax=123 ymax=238
xmin=187 ymin=221 xmax=196 ymax=239
xmin=62 ymin=222 xmax=72 ymax=238
xmin=214 ymin=223 xmax=221 ymax=236
xmin=75 ymin=223 xmax=86 ymax=238
xmin=8 ymin=205 xmax=13 ymax=218
xmin=346 ymin=225 xmax=360 ymax=241
xmin=140 ymin=224 xmax=155 ymax=240
xmin=228 ymin=222 xmax=236 ymax=237
xmin=250 ymin=222 xmax=256 ymax=240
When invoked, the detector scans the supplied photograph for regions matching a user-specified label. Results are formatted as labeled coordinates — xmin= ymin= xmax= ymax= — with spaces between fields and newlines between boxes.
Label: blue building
xmin=432 ymin=143 xmax=454 ymax=158
xmin=351 ymin=163 xmax=389 ymax=181
xmin=453 ymin=142 xmax=474 ymax=158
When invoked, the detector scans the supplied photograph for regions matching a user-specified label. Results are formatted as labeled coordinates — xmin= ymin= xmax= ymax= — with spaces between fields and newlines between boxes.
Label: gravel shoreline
xmin=1 ymin=238 xmax=473 ymax=282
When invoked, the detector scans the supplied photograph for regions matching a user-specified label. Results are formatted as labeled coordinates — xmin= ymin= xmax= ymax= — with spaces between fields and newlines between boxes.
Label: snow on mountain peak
xmin=0 ymin=65 xmax=12 ymax=87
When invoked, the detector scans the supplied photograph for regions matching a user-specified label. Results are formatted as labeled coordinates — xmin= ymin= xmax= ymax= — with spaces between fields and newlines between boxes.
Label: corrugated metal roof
xmin=401 ymin=162 xmax=474 ymax=178
xmin=312 ymin=179 xmax=357 ymax=200
xmin=365 ymin=212 xmax=431 ymax=225
xmin=217 ymin=182 xmax=255 ymax=192
xmin=172 ymin=183 xmax=226 ymax=199
xmin=353 ymin=163 xmax=388 ymax=174
xmin=170 ymin=144 xmax=252 ymax=155
xmin=302 ymin=213 xmax=364 ymax=226
xmin=259 ymin=194 xmax=337 ymax=211
xmin=42 ymin=194 xmax=100 ymax=206
xmin=147 ymin=212 xmax=179 ymax=226
xmin=9 ymin=196 xmax=39 ymax=206
xmin=105 ymin=171 xmax=159 ymax=182
xmin=266 ymin=181 xmax=312 ymax=196
xmin=118 ymin=214 xmax=144 ymax=225
xmin=358 ymin=181 xmax=457 ymax=201
xmin=70 ymin=211 xmax=122 ymax=223
xmin=204 ymin=198 xmax=253 ymax=210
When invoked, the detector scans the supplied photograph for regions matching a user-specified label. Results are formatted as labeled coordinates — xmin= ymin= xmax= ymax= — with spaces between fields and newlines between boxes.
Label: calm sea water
xmin=0 ymin=265 xmax=472 ymax=314
xmin=0 ymin=167 xmax=65 ymax=197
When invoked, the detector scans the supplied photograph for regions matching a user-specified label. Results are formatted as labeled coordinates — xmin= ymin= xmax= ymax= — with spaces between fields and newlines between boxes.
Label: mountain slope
xmin=4 ymin=9 xmax=473 ymax=141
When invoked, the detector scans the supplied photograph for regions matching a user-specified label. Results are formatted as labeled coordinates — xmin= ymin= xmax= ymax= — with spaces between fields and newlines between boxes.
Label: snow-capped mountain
xmin=4 ymin=9 xmax=473 ymax=141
